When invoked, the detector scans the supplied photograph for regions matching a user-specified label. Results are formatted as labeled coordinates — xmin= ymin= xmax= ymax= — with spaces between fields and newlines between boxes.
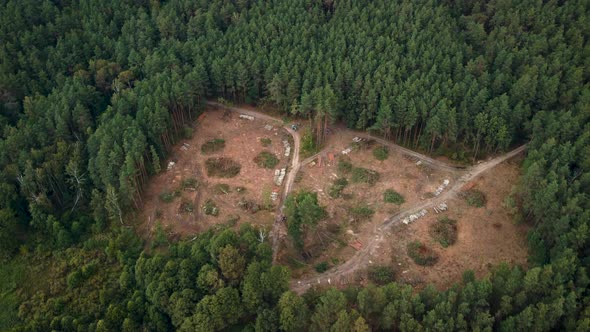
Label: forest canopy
xmin=0 ymin=0 xmax=588 ymax=330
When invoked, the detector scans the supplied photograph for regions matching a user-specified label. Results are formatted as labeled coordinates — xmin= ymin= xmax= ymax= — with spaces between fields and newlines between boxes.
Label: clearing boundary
xmin=205 ymin=101 xmax=526 ymax=292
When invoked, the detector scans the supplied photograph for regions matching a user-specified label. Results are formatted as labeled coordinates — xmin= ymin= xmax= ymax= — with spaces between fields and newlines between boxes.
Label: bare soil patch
xmin=378 ymin=158 xmax=529 ymax=289
xmin=279 ymin=125 xmax=455 ymax=276
xmin=137 ymin=108 xmax=291 ymax=238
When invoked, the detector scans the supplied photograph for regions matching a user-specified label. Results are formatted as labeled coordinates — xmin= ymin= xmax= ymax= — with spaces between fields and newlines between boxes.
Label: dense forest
xmin=0 ymin=0 xmax=588 ymax=330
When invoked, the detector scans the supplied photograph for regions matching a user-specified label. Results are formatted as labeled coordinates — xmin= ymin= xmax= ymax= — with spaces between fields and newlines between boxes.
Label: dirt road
xmin=205 ymin=101 xmax=300 ymax=261
xmin=290 ymin=144 xmax=526 ymax=293
xmin=356 ymin=133 xmax=466 ymax=172
xmin=204 ymin=101 xmax=527 ymax=289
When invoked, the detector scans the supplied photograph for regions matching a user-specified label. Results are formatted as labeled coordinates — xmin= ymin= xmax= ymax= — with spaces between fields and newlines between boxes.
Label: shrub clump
xmin=373 ymin=145 xmax=389 ymax=161
xmin=328 ymin=177 xmax=348 ymax=198
xmin=429 ymin=217 xmax=458 ymax=248
xmin=314 ymin=261 xmax=330 ymax=273
xmin=338 ymin=159 xmax=353 ymax=174
xmin=367 ymin=265 xmax=395 ymax=285
xmin=260 ymin=138 xmax=272 ymax=147
xmin=465 ymin=189 xmax=487 ymax=207
xmin=383 ymin=189 xmax=405 ymax=204
xmin=202 ymin=199 xmax=219 ymax=216
xmin=201 ymin=138 xmax=226 ymax=154
xmin=351 ymin=167 xmax=380 ymax=185
xmin=254 ymin=151 xmax=279 ymax=169
xmin=407 ymin=241 xmax=439 ymax=266
xmin=348 ymin=203 xmax=374 ymax=222
xmin=205 ymin=157 xmax=241 ymax=178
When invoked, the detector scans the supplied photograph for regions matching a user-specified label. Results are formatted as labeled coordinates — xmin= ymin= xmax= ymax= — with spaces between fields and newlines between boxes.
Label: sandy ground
xmin=372 ymin=157 xmax=529 ymax=289
xmin=137 ymin=108 xmax=291 ymax=238
xmin=134 ymin=103 xmax=529 ymax=290
xmin=283 ymin=126 xmax=456 ymax=275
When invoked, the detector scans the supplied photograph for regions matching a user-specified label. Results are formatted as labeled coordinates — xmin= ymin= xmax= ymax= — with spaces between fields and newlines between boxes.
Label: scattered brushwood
xmin=260 ymin=138 xmax=272 ymax=147
xmin=407 ymin=241 xmax=439 ymax=266
xmin=237 ymin=198 xmax=261 ymax=213
xmin=328 ymin=177 xmax=349 ymax=198
xmin=429 ymin=216 xmax=458 ymax=248
xmin=181 ymin=178 xmax=199 ymax=191
xmin=367 ymin=265 xmax=395 ymax=285
xmin=373 ymin=145 xmax=389 ymax=161
xmin=205 ymin=157 xmax=241 ymax=178
xmin=351 ymin=167 xmax=380 ymax=185
xmin=202 ymin=199 xmax=219 ymax=216
xmin=383 ymin=189 xmax=405 ymax=204
xmin=213 ymin=183 xmax=231 ymax=195
xmin=201 ymin=138 xmax=226 ymax=154
xmin=179 ymin=200 xmax=195 ymax=214
xmin=254 ymin=151 xmax=279 ymax=168
xmin=463 ymin=189 xmax=487 ymax=207
xmin=348 ymin=202 xmax=374 ymax=222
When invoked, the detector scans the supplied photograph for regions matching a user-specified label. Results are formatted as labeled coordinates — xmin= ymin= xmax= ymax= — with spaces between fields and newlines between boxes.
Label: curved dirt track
xmin=204 ymin=101 xmax=526 ymax=291
xmin=355 ymin=133 xmax=467 ymax=172
xmin=205 ymin=102 xmax=300 ymax=261
xmin=291 ymin=144 xmax=526 ymax=293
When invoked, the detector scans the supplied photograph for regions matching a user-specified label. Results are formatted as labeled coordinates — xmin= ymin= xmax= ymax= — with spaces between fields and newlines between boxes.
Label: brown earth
xmin=281 ymin=126 xmax=456 ymax=276
xmin=362 ymin=156 xmax=529 ymax=289
xmin=137 ymin=107 xmax=291 ymax=239
xmin=132 ymin=102 xmax=529 ymax=292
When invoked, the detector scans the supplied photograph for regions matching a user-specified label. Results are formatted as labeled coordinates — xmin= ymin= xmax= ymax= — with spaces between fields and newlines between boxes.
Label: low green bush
xmin=260 ymin=138 xmax=272 ymax=147
xmin=351 ymin=167 xmax=380 ymax=185
xmin=383 ymin=189 xmax=405 ymax=204
xmin=367 ymin=265 xmax=395 ymax=285
xmin=348 ymin=203 xmax=374 ymax=222
xmin=254 ymin=151 xmax=279 ymax=169
xmin=314 ymin=261 xmax=330 ymax=273
xmin=373 ymin=145 xmax=389 ymax=161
